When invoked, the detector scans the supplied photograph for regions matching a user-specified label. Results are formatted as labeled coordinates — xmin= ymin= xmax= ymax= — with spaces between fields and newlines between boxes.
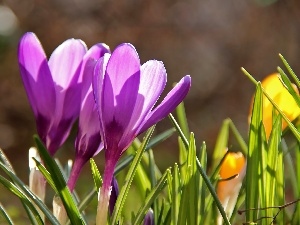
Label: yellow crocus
xmin=217 ymin=151 xmax=246 ymax=224
xmin=249 ymin=73 xmax=300 ymax=138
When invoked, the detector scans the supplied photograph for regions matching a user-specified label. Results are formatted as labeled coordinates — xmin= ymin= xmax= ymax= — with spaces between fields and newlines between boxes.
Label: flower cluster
xmin=18 ymin=32 xmax=191 ymax=224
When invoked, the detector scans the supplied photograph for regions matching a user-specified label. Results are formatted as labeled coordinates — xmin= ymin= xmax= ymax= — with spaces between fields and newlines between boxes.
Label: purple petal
xmin=138 ymin=75 xmax=191 ymax=134
xmin=79 ymin=43 xmax=110 ymax=85
xmin=18 ymin=32 xmax=56 ymax=119
xmin=119 ymin=60 xmax=167 ymax=149
xmin=76 ymin=71 xmax=103 ymax=158
xmin=49 ymin=39 xmax=87 ymax=120
xmin=130 ymin=60 xmax=166 ymax=129
xmin=143 ymin=209 xmax=154 ymax=225
xmin=93 ymin=54 xmax=111 ymax=148
xmin=84 ymin=43 xmax=110 ymax=64
xmin=46 ymin=118 xmax=74 ymax=155
xmin=49 ymin=38 xmax=87 ymax=89
xmin=101 ymin=44 xmax=141 ymax=150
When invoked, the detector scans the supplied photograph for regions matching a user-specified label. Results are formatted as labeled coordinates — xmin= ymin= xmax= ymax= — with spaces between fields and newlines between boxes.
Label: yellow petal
xmin=219 ymin=152 xmax=246 ymax=179
xmin=217 ymin=151 xmax=246 ymax=212
xmin=248 ymin=73 xmax=300 ymax=138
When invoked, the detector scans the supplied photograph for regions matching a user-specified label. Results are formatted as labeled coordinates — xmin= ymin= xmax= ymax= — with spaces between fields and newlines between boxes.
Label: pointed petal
xmin=18 ymin=32 xmax=56 ymax=118
xmin=138 ymin=75 xmax=191 ymax=134
xmin=119 ymin=60 xmax=167 ymax=149
xmin=93 ymin=53 xmax=111 ymax=148
xmin=76 ymin=73 xmax=103 ymax=159
xmin=49 ymin=38 xmax=87 ymax=89
xmin=79 ymin=43 xmax=110 ymax=85
xmin=85 ymin=43 xmax=110 ymax=62
xmin=49 ymin=39 xmax=87 ymax=126
xmin=46 ymin=118 xmax=75 ymax=155
xmin=130 ymin=60 xmax=166 ymax=130
xmin=101 ymin=43 xmax=141 ymax=149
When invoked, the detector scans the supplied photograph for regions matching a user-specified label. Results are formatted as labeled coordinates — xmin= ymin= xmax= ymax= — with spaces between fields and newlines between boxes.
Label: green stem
xmin=168 ymin=114 xmax=231 ymax=225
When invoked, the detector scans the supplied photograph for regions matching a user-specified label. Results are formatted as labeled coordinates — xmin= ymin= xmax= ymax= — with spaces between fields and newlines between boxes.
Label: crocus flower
xmin=217 ymin=151 xmax=246 ymax=225
xmin=143 ymin=209 xmax=154 ymax=225
xmin=93 ymin=43 xmax=191 ymax=224
xmin=67 ymin=43 xmax=110 ymax=191
xmin=18 ymin=32 xmax=87 ymax=155
xmin=248 ymin=73 xmax=300 ymax=138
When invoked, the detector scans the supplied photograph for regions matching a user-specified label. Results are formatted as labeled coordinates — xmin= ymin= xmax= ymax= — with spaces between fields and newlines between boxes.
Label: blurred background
xmin=0 ymin=0 xmax=300 ymax=221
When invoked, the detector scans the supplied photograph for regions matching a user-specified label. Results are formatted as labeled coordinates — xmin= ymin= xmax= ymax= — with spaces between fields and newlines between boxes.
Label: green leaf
xmin=133 ymin=169 xmax=170 ymax=225
xmin=0 ymin=203 xmax=13 ymax=225
xmin=196 ymin=157 xmax=230 ymax=225
xmin=78 ymin=188 xmax=97 ymax=212
xmin=264 ymin=115 xmax=281 ymax=223
xmin=0 ymin=174 xmax=43 ymax=225
xmin=242 ymin=67 xmax=300 ymax=142
xmin=169 ymin=114 xmax=189 ymax=148
xmin=0 ymin=160 xmax=59 ymax=224
xmin=0 ymin=148 xmax=15 ymax=174
xmin=203 ymin=150 xmax=229 ymax=221
xmin=146 ymin=128 xmax=175 ymax=150
xmin=292 ymin=141 xmax=300 ymax=224
xmin=111 ymin=126 xmax=155 ymax=225
xmin=228 ymin=119 xmax=248 ymax=155
xmin=274 ymin=128 xmax=285 ymax=223
xmin=246 ymin=82 xmax=263 ymax=222
xmin=178 ymin=133 xmax=198 ymax=225
xmin=33 ymin=158 xmax=57 ymax=193
xmin=34 ymin=136 xmax=85 ymax=225
xmin=176 ymin=102 xmax=190 ymax=138
xmin=90 ymin=158 xmax=102 ymax=192
xmin=171 ymin=163 xmax=181 ymax=225
xmin=148 ymin=149 xmax=158 ymax=223
xmin=169 ymin=113 xmax=230 ymax=225
xmin=198 ymin=142 xmax=207 ymax=224
xmin=258 ymin=118 xmax=268 ymax=225
xmin=187 ymin=133 xmax=198 ymax=225
xmin=178 ymin=137 xmax=187 ymax=183
xmin=279 ymin=54 xmax=300 ymax=89
xmin=127 ymin=143 xmax=151 ymax=201
xmin=277 ymin=67 xmax=300 ymax=107
xmin=212 ymin=119 xmax=230 ymax=171
xmin=114 ymin=128 xmax=174 ymax=176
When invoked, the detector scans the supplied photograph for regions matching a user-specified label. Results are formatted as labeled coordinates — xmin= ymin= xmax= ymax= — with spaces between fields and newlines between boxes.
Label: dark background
xmin=0 ymin=0 xmax=300 ymax=205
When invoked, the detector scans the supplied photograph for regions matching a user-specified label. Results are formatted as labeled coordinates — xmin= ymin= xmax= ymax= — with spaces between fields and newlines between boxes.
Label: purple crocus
xmin=67 ymin=43 xmax=110 ymax=191
xmin=18 ymin=32 xmax=87 ymax=155
xmin=93 ymin=43 xmax=191 ymax=224
xmin=143 ymin=209 xmax=154 ymax=225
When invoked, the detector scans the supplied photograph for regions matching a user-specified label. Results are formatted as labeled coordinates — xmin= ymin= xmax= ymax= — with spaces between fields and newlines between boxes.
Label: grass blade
xmin=242 ymin=67 xmax=300 ymax=141
xmin=111 ymin=126 xmax=155 ymax=224
xmin=171 ymin=163 xmax=181 ymax=225
xmin=0 ymin=174 xmax=43 ymax=224
xmin=169 ymin=113 xmax=231 ymax=225
xmin=0 ymin=161 xmax=59 ymax=224
xmin=90 ymin=158 xmax=102 ymax=192
xmin=277 ymin=67 xmax=300 ymax=107
xmin=133 ymin=169 xmax=170 ymax=225
xmin=279 ymin=54 xmax=300 ymax=88
xmin=0 ymin=203 xmax=14 ymax=225
xmin=34 ymin=136 xmax=84 ymax=225
xmin=176 ymin=102 xmax=190 ymax=138
xmin=246 ymin=82 xmax=263 ymax=222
